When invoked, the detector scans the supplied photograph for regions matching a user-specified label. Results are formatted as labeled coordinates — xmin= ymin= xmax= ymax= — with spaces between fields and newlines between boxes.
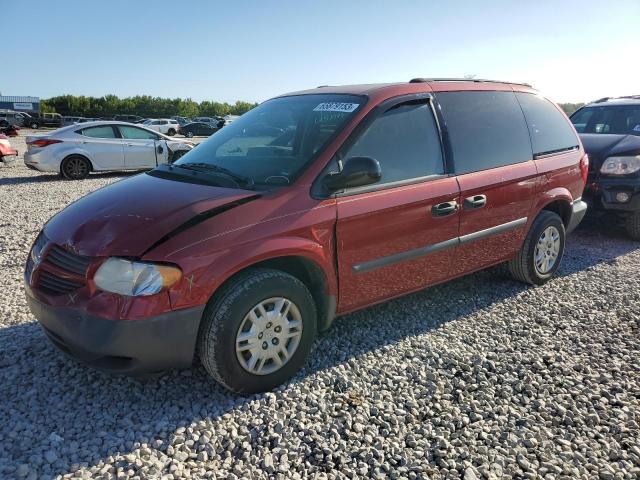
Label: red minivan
xmin=25 ymin=79 xmax=588 ymax=393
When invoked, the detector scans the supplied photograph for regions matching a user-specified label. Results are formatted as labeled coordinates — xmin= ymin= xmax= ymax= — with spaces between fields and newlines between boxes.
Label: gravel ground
xmin=1 ymin=129 xmax=639 ymax=479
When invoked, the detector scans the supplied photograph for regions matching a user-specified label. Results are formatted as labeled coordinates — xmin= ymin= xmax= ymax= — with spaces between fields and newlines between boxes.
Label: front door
xmin=334 ymin=98 xmax=460 ymax=312
xmin=117 ymin=125 xmax=159 ymax=168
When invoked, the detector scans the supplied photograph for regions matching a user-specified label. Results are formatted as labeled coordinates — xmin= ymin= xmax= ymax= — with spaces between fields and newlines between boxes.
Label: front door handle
xmin=432 ymin=200 xmax=458 ymax=217
xmin=464 ymin=194 xmax=487 ymax=210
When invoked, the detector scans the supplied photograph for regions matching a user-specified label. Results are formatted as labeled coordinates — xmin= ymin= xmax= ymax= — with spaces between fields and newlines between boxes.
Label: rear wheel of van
xmin=508 ymin=211 xmax=565 ymax=285
xmin=198 ymin=268 xmax=317 ymax=394
xmin=625 ymin=213 xmax=640 ymax=241
xmin=61 ymin=155 xmax=91 ymax=180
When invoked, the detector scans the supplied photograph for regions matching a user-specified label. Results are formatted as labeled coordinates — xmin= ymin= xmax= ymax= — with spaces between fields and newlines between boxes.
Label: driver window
xmin=345 ymin=102 xmax=444 ymax=184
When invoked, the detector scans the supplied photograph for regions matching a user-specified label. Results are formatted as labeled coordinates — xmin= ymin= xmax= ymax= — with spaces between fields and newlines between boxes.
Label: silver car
xmin=24 ymin=121 xmax=194 ymax=179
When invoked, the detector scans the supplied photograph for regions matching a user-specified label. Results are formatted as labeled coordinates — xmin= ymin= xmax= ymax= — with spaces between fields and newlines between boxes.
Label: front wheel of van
xmin=197 ymin=268 xmax=317 ymax=394
xmin=508 ymin=211 xmax=565 ymax=286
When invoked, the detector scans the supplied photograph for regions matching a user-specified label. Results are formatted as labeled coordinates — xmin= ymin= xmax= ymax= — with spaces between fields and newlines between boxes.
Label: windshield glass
xmin=173 ymin=94 xmax=364 ymax=186
xmin=571 ymin=105 xmax=640 ymax=135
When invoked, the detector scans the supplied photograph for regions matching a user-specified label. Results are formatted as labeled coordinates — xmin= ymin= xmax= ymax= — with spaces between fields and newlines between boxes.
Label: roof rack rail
xmin=591 ymin=95 xmax=640 ymax=104
xmin=409 ymin=77 xmax=532 ymax=87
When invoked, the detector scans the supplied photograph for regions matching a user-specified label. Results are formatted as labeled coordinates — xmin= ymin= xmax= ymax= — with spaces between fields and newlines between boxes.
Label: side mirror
xmin=323 ymin=156 xmax=381 ymax=192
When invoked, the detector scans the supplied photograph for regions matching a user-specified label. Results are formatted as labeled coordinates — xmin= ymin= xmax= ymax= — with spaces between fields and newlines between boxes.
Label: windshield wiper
xmin=174 ymin=162 xmax=255 ymax=188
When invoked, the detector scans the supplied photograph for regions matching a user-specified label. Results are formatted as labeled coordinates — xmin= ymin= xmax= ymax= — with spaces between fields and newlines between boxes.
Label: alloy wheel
xmin=63 ymin=157 xmax=89 ymax=179
xmin=235 ymin=297 xmax=303 ymax=375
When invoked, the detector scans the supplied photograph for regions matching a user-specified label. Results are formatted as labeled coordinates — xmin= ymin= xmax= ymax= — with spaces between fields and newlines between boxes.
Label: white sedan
xmin=24 ymin=121 xmax=194 ymax=179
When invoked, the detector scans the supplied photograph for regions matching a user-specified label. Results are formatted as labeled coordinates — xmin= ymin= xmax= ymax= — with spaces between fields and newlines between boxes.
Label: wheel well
xmin=541 ymin=200 xmax=571 ymax=227
xmin=220 ymin=256 xmax=335 ymax=332
xmin=61 ymin=154 xmax=93 ymax=173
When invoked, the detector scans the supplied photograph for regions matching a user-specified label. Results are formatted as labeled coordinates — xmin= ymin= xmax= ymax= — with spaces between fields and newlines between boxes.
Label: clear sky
xmin=3 ymin=0 xmax=639 ymax=104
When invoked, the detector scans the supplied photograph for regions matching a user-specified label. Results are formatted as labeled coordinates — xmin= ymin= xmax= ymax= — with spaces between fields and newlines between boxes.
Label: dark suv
xmin=26 ymin=79 xmax=587 ymax=393
xmin=570 ymin=96 xmax=640 ymax=239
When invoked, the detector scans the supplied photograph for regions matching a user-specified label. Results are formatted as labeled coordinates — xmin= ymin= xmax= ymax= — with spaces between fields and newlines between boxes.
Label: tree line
xmin=40 ymin=94 xmax=258 ymax=118
xmin=39 ymin=94 xmax=585 ymax=119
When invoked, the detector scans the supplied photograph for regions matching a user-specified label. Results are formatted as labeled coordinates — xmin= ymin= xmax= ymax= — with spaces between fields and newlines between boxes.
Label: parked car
xmin=26 ymin=112 xmax=63 ymax=129
xmin=171 ymin=116 xmax=192 ymax=126
xmin=180 ymin=121 xmax=222 ymax=138
xmin=193 ymin=116 xmax=224 ymax=126
xmin=0 ymin=109 xmax=26 ymax=127
xmin=113 ymin=114 xmax=145 ymax=124
xmin=142 ymin=118 xmax=180 ymax=136
xmin=24 ymin=79 xmax=587 ymax=393
xmin=24 ymin=121 xmax=194 ymax=179
xmin=223 ymin=114 xmax=239 ymax=124
xmin=0 ymin=134 xmax=18 ymax=164
xmin=63 ymin=116 xmax=85 ymax=126
xmin=570 ymin=96 xmax=640 ymax=239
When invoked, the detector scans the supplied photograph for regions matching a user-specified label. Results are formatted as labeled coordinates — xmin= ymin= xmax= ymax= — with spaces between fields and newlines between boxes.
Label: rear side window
xmin=345 ymin=102 xmax=444 ymax=184
xmin=436 ymin=91 xmax=531 ymax=174
xmin=516 ymin=93 xmax=579 ymax=156
xmin=80 ymin=126 xmax=116 ymax=138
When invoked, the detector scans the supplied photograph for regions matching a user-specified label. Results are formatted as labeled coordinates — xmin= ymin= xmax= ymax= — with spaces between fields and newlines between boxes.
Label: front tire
xmin=625 ymin=212 xmax=640 ymax=240
xmin=61 ymin=155 xmax=91 ymax=180
xmin=185 ymin=131 xmax=194 ymax=138
xmin=508 ymin=211 xmax=565 ymax=285
xmin=197 ymin=269 xmax=317 ymax=394
xmin=167 ymin=128 xmax=176 ymax=136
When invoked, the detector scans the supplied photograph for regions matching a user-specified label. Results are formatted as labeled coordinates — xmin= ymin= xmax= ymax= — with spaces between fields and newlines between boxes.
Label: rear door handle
xmin=464 ymin=194 xmax=487 ymax=210
xmin=432 ymin=200 xmax=458 ymax=217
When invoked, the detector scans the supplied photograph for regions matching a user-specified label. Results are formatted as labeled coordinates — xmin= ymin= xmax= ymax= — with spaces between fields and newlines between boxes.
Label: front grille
xmin=27 ymin=236 xmax=93 ymax=297
xmin=44 ymin=245 xmax=92 ymax=276
xmin=37 ymin=270 xmax=84 ymax=295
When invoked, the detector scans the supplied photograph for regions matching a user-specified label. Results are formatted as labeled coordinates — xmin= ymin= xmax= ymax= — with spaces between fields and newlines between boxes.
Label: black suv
xmin=570 ymin=96 xmax=640 ymax=239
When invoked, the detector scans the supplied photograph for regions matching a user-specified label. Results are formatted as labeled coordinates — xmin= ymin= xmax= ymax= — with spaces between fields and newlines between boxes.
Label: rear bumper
xmin=26 ymin=292 xmax=205 ymax=374
xmin=567 ymin=199 xmax=588 ymax=233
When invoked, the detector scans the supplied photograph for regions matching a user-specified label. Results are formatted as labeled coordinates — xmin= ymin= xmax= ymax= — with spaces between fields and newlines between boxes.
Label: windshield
xmin=173 ymin=94 xmax=364 ymax=186
xmin=571 ymin=105 xmax=640 ymax=135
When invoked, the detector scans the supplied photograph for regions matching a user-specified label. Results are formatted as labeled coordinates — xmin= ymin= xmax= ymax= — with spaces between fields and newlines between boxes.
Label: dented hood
xmin=44 ymin=173 xmax=257 ymax=257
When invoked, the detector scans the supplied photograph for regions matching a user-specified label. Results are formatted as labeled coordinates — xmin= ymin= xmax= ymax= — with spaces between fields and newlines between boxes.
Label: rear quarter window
xmin=515 ymin=92 xmax=579 ymax=156
xmin=436 ymin=91 xmax=532 ymax=174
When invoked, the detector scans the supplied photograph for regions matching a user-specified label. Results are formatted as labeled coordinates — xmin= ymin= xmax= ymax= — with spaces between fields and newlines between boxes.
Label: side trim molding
xmin=458 ymin=217 xmax=528 ymax=245
xmin=352 ymin=238 xmax=459 ymax=274
xmin=352 ymin=217 xmax=528 ymax=273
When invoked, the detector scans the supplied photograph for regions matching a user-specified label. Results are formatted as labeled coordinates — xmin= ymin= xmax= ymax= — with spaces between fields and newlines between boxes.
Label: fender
xmin=530 ymin=186 xmax=574 ymax=224
xmin=164 ymin=235 xmax=338 ymax=311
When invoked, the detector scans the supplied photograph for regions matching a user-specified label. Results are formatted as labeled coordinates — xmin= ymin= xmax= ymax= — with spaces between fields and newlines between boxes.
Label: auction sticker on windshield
xmin=313 ymin=102 xmax=359 ymax=113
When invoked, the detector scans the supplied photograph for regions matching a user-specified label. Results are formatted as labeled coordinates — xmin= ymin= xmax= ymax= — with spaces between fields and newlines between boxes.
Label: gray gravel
xmin=1 ymin=130 xmax=639 ymax=479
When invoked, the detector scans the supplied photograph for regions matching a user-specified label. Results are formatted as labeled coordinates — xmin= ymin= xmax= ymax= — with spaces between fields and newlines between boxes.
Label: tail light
xmin=29 ymin=139 xmax=62 ymax=148
xmin=579 ymin=154 xmax=589 ymax=184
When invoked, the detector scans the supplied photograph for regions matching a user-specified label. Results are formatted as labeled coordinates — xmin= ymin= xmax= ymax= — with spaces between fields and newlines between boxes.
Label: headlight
xmin=600 ymin=155 xmax=640 ymax=175
xmin=94 ymin=258 xmax=182 ymax=296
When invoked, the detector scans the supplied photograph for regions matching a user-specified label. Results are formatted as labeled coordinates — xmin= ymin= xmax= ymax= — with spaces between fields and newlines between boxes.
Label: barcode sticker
xmin=313 ymin=102 xmax=359 ymax=113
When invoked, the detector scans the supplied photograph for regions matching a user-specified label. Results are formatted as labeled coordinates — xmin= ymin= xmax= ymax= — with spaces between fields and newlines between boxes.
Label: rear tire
xmin=508 ymin=211 xmax=565 ymax=285
xmin=625 ymin=212 xmax=640 ymax=240
xmin=61 ymin=155 xmax=91 ymax=180
xmin=197 ymin=268 xmax=317 ymax=394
